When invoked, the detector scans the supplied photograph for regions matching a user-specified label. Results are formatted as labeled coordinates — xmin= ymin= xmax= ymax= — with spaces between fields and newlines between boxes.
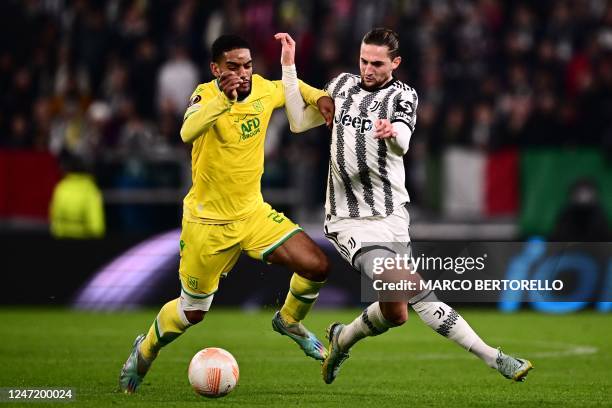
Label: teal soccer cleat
xmin=272 ymin=311 xmax=327 ymax=361
xmin=119 ymin=334 xmax=151 ymax=393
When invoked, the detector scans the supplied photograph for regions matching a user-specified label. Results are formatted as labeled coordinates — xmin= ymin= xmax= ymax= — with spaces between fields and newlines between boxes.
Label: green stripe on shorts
xmin=261 ymin=227 xmax=303 ymax=262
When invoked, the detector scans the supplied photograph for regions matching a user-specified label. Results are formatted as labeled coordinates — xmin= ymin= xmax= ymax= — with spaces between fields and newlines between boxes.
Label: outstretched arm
xmin=374 ymin=119 xmax=412 ymax=155
xmin=375 ymin=90 xmax=418 ymax=155
xmin=180 ymin=72 xmax=242 ymax=143
xmin=275 ymin=33 xmax=334 ymax=132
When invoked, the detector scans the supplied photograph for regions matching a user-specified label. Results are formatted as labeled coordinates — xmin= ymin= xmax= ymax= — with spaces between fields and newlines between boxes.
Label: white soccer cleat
xmin=496 ymin=348 xmax=533 ymax=382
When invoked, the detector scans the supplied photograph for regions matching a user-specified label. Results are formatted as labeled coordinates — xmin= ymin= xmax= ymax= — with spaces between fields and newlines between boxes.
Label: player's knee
xmin=382 ymin=306 xmax=408 ymax=326
xmin=305 ymin=252 xmax=330 ymax=282
xmin=389 ymin=311 xmax=408 ymax=326
xmin=179 ymin=290 xmax=214 ymax=325
xmin=184 ymin=310 xmax=206 ymax=324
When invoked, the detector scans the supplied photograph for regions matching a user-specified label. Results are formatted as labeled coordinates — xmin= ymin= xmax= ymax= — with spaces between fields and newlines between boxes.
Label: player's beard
xmin=236 ymin=79 xmax=252 ymax=101
xmin=360 ymin=75 xmax=391 ymax=91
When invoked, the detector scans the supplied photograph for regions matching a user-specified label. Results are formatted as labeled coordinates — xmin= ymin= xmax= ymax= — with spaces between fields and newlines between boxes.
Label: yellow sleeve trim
xmin=298 ymin=80 xmax=327 ymax=106
xmin=180 ymin=92 xmax=233 ymax=143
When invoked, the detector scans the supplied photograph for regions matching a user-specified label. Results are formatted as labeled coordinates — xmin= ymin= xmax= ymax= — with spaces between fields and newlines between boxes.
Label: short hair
xmin=362 ymin=28 xmax=400 ymax=59
xmin=211 ymin=35 xmax=251 ymax=63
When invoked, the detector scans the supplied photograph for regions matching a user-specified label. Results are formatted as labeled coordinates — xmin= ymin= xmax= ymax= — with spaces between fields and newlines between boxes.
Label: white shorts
xmin=324 ymin=205 xmax=411 ymax=277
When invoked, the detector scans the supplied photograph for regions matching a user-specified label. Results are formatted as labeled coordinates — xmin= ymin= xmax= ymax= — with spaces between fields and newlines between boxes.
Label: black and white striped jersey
xmin=324 ymin=73 xmax=418 ymax=218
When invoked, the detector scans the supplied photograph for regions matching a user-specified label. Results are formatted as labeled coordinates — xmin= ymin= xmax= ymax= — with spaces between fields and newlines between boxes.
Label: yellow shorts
xmin=178 ymin=201 xmax=301 ymax=297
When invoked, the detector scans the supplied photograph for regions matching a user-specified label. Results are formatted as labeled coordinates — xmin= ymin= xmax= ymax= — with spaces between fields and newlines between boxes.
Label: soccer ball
xmin=188 ymin=347 xmax=239 ymax=398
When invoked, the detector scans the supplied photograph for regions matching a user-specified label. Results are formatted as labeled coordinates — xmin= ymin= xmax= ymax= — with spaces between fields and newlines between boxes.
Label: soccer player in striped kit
xmin=276 ymin=28 xmax=533 ymax=384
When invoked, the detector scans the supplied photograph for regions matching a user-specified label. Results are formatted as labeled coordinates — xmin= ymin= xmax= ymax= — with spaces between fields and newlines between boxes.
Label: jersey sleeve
xmin=390 ymin=87 xmax=418 ymax=133
xmin=183 ymin=85 xmax=211 ymax=121
xmin=271 ymin=79 xmax=327 ymax=108
xmin=270 ymin=80 xmax=286 ymax=109
xmin=324 ymin=73 xmax=349 ymax=98
xmin=180 ymin=84 xmax=233 ymax=143
xmin=297 ymin=80 xmax=327 ymax=106
xmin=279 ymin=65 xmax=326 ymax=133
xmin=386 ymin=87 xmax=418 ymax=155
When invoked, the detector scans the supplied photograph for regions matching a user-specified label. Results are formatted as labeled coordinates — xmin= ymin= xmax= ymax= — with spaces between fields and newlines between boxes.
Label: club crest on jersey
xmin=369 ymin=100 xmax=381 ymax=112
xmin=334 ymin=109 xmax=373 ymax=133
xmin=252 ymin=100 xmax=264 ymax=113
xmin=187 ymin=275 xmax=198 ymax=290
xmin=240 ymin=117 xmax=261 ymax=140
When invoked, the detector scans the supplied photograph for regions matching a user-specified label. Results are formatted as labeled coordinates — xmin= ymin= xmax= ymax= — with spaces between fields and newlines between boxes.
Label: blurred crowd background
xmin=1 ymin=0 xmax=612 ymax=239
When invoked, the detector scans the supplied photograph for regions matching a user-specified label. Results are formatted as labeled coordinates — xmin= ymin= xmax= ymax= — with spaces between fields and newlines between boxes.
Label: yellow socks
xmin=139 ymin=298 xmax=191 ymax=362
xmin=280 ymin=273 xmax=325 ymax=324
xmin=138 ymin=275 xmax=324 ymax=362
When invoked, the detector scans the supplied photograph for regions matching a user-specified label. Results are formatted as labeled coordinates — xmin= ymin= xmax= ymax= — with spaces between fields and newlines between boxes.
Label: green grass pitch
xmin=0 ymin=308 xmax=610 ymax=407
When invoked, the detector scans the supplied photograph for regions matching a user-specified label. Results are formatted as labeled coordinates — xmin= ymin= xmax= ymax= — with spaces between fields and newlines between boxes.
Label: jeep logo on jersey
xmin=240 ymin=117 xmax=261 ymax=140
xmin=334 ymin=109 xmax=373 ymax=133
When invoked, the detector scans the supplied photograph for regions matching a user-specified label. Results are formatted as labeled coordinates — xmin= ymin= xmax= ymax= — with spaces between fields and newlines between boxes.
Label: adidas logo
xmin=338 ymin=91 xmax=347 ymax=98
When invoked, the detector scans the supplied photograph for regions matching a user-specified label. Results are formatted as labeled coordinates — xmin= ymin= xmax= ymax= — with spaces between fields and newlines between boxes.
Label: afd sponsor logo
xmin=334 ymin=109 xmax=373 ymax=133
xmin=240 ymin=117 xmax=260 ymax=140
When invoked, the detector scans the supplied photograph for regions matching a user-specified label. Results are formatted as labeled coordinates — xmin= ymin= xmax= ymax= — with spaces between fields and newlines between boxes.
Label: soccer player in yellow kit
xmin=119 ymin=34 xmax=335 ymax=393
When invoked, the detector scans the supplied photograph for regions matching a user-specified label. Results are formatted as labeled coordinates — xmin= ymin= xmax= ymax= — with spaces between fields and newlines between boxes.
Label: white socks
xmin=468 ymin=337 xmax=499 ymax=369
xmin=336 ymin=296 xmax=499 ymax=369
xmin=338 ymin=302 xmax=394 ymax=351
xmin=410 ymin=295 xmax=498 ymax=368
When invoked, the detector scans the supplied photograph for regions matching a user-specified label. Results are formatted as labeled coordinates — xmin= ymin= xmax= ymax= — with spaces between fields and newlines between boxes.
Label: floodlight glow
xmin=73 ymin=229 xmax=181 ymax=310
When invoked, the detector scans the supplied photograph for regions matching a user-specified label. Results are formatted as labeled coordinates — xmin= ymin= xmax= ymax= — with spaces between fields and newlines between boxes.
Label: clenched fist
xmin=218 ymin=71 xmax=243 ymax=101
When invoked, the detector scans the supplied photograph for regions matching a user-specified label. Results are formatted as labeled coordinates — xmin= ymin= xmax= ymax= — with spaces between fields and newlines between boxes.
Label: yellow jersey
xmin=49 ymin=172 xmax=105 ymax=238
xmin=180 ymin=74 xmax=326 ymax=223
